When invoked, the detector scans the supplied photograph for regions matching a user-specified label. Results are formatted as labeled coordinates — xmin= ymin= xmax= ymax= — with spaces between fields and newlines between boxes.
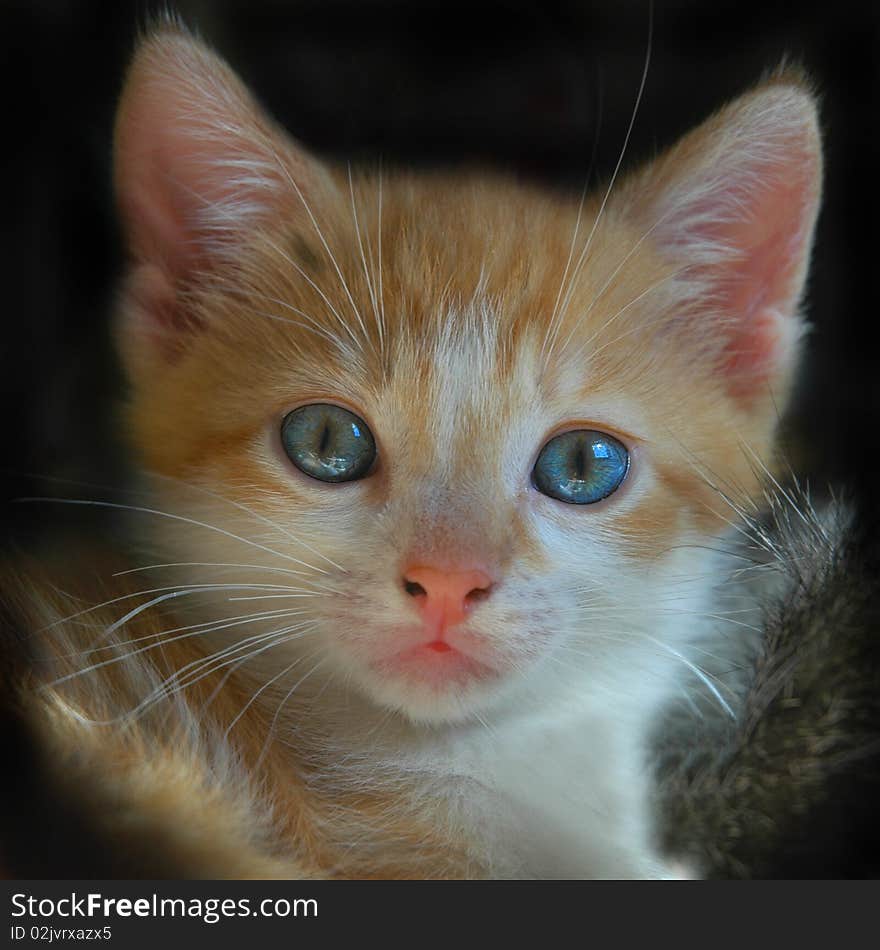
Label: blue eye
xmin=281 ymin=404 xmax=376 ymax=483
xmin=532 ymin=430 xmax=629 ymax=505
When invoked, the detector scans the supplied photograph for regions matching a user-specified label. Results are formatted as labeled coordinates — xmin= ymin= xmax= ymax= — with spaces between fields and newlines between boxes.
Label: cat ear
xmin=113 ymin=23 xmax=330 ymax=370
xmin=618 ymin=74 xmax=822 ymax=404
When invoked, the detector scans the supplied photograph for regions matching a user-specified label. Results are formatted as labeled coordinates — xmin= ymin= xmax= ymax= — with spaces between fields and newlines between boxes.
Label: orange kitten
xmin=19 ymin=22 xmax=822 ymax=878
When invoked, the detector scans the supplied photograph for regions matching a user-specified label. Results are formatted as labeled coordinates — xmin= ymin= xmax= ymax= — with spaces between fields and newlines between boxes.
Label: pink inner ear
xmin=646 ymin=90 xmax=821 ymax=402
xmin=117 ymin=141 xmax=197 ymax=280
xmin=721 ymin=306 xmax=789 ymax=401
xmin=124 ymin=264 xmax=205 ymax=363
xmin=117 ymin=94 xmax=281 ymax=280
xmin=715 ymin=180 xmax=814 ymax=398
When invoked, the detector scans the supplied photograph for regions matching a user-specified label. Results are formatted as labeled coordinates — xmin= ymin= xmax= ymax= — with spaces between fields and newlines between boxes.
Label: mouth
xmin=371 ymin=638 xmax=498 ymax=691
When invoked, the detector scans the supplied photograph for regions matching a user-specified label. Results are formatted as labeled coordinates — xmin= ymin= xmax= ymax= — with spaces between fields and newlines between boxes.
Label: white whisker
xmin=270 ymin=147 xmax=374 ymax=355
xmin=543 ymin=2 xmax=653 ymax=366
xmin=255 ymin=654 xmax=328 ymax=768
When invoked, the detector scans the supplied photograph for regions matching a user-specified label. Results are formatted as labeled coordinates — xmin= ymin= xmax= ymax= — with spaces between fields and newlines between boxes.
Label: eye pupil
xmin=318 ymin=424 xmax=330 ymax=454
xmin=532 ymin=429 xmax=629 ymax=505
xmin=281 ymin=404 xmax=376 ymax=484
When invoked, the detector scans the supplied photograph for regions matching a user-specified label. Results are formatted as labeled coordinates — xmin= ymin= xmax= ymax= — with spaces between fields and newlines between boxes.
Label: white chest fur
xmin=403 ymin=665 xmax=679 ymax=878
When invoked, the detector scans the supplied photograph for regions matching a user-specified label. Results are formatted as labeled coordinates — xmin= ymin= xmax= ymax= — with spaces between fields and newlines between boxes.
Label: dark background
xmin=2 ymin=0 xmax=879 ymax=544
xmin=0 ymin=0 xmax=878 ymax=878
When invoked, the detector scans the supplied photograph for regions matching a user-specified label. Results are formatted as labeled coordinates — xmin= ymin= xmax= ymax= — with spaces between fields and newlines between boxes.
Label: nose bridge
xmin=403 ymin=478 xmax=501 ymax=571
xmin=392 ymin=357 xmax=510 ymax=569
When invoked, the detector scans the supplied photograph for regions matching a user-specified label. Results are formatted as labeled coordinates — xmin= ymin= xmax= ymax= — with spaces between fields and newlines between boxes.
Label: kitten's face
xmin=114 ymin=29 xmax=821 ymax=723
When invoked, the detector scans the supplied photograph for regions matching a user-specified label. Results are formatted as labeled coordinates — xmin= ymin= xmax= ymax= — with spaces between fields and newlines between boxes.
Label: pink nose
xmin=402 ymin=565 xmax=493 ymax=632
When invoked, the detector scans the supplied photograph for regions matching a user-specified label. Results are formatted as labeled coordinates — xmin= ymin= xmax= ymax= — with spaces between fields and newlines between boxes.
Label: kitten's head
xmin=112 ymin=25 xmax=821 ymax=723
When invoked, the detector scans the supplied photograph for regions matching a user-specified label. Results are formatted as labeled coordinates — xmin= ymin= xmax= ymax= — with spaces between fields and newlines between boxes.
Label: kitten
xmin=3 ymin=22 xmax=823 ymax=878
